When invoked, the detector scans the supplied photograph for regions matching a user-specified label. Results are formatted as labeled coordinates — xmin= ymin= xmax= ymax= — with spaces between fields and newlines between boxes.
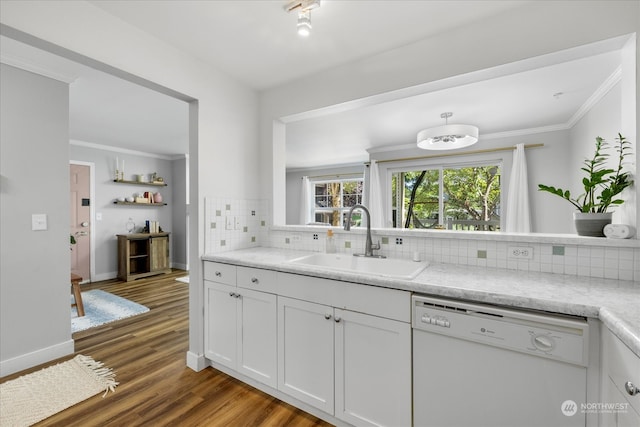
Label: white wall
xmin=0 ymin=64 xmax=73 ymax=374
xmin=0 ymin=0 xmax=258 ymax=374
xmin=570 ymin=82 xmax=626 ymax=221
xmin=69 ymin=143 xmax=182 ymax=280
xmin=171 ymin=156 xmax=188 ymax=270
xmin=260 ymin=1 xmax=640 ymax=230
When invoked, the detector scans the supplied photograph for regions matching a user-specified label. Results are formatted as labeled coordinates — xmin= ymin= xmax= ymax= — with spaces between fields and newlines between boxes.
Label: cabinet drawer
xmin=237 ymin=267 xmax=277 ymax=293
xmin=603 ymin=327 xmax=640 ymax=415
xmin=204 ymin=261 xmax=236 ymax=285
xmin=277 ymin=272 xmax=410 ymax=322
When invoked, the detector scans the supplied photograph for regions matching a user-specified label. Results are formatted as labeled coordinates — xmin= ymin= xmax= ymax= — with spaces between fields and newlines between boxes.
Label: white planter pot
xmin=573 ymin=212 xmax=613 ymax=237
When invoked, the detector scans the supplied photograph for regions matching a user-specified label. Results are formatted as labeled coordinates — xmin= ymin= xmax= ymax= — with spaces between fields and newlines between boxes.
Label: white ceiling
xmin=89 ymin=0 xmax=531 ymax=91
xmin=0 ymin=1 xmax=626 ymax=164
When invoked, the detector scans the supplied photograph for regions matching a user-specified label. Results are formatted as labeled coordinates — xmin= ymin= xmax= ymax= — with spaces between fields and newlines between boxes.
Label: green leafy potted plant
xmin=538 ymin=133 xmax=633 ymax=237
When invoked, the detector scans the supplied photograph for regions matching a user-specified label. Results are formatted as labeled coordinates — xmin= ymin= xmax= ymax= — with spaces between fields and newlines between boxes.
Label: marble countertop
xmin=203 ymin=247 xmax=640 ymax=357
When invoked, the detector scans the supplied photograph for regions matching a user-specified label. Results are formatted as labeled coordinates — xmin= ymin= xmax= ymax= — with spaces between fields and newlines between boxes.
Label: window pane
xmin=443 ymin=166 xmax=501 ymax=231
xmin=393 ymin=170 xmax=440 ymax=229
xmin=392 ymin=164 xmax=500 ymax=231
xmin=310 ymin=178 xmax=363 ymax=227
xmin=342 ymin=180 xmax=363 ymax=207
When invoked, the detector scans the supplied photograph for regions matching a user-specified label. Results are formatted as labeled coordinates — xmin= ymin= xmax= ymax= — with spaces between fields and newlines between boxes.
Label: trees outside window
xmin=313 ymin=179 xmax=363 ymax=227
xmin=392 ymin=165 xmax=501 ymax=230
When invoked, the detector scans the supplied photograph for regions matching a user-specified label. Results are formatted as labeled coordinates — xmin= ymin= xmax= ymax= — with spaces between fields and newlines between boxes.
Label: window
xmin=391 ymin=164 xmax=501 ymax=231
xmin=312 ymin=178 xmax=364 ymax=227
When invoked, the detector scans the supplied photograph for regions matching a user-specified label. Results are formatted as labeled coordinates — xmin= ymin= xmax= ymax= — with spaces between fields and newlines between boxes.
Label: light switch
xmin=31 ymin=214 xmax=47 ymax=231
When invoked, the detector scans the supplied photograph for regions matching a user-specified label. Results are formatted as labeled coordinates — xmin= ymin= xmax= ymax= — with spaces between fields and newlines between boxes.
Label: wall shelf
xmin=113 ymin=201 xmax=167 ymax=206
xmin=113 ymin=179 xmax=167 ymax=187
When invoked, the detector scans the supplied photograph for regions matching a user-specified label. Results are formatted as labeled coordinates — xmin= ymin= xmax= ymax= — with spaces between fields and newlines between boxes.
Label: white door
xmin=334 ymin=309 xmax=412 ymax=427
xmin=237 ymin=288 xmax=277 ymax=388
xmin=69 ymin=163 xmax=91 ymax=280
xmin=204 ymin=281 xmax=237 ymax=369
xmin=277 ymin=296 xmax=334 ymax=414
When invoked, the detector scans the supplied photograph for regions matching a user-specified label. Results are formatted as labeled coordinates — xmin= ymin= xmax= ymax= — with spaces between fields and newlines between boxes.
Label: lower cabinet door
xmin=334 ymin=308 xmax=412 ymax=427
xmin=237 ymin=288 xmax=277 ymax=388
xmin=204 ymin=281 xmax=237 ymax=369
xmin=278 ymin=296 xmax=335 ymax=414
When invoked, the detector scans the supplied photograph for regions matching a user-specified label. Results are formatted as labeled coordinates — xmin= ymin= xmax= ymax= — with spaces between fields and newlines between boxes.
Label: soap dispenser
xmin=325 ymin=229 xmax=336 ymax=253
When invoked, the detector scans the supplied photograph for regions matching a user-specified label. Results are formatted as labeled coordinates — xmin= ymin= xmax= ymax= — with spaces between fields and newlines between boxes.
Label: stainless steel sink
xmin=288 ymin=253 xmax=428 ymax=279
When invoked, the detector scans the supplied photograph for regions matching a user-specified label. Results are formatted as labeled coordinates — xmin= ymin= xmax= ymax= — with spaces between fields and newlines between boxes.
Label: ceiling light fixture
xmin=417 ymin=112 xmax=479 ymax=150
xmin=297 ymin=10 xmax=312 ymax=37
xmin=285 ymin=0 xmax=320 ymax=37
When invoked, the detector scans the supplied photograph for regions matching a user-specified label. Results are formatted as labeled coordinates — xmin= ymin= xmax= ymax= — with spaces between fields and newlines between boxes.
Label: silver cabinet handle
xmin=215 ymin=271 xmax=222 ymax=277
xmin=625 ymin=381 xmax=639 ymax=396
xmin=251 ymin=277 xmax=259 ymax=284
xmin=324 ymin=313 xmax=332 ymax=320
xmin=334 ymin=316 xmax=341 ymax=323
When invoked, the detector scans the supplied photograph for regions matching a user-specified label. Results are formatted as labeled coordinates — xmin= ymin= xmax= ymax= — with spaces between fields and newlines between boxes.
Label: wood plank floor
xmin=1 ymin=270 xmax=333 ymax=427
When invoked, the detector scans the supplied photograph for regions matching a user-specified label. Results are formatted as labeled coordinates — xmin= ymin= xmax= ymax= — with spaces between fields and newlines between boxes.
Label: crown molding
xmin=567 ymin=65 xmax=622 ymax=129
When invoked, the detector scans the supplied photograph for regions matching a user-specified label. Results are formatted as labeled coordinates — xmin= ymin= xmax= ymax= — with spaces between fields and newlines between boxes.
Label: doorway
xmin=69 ymin=161 xmax=95 ymax=282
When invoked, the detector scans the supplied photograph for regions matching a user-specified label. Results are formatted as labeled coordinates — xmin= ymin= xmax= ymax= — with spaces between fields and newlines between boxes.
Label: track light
xmin=285 ymin=0 xmax=320 ymax=37
xmin=297 ymin=11 xmax=312 ymax=37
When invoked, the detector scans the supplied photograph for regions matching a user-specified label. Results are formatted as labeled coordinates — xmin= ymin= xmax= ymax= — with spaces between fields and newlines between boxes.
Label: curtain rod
xmin=374 ymin=143 xmax=544 ymax=164
xmin=304 ymin=172 xmax=363 ymax=180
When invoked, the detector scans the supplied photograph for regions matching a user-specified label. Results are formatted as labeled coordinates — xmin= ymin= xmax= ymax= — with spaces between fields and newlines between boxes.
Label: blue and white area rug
xmin=72 ymin=290 xmax=149 ymax=333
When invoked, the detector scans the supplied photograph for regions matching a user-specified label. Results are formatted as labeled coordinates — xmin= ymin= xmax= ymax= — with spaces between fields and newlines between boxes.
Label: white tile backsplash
xmin=266 ymin=226 xmax=640 ymax=282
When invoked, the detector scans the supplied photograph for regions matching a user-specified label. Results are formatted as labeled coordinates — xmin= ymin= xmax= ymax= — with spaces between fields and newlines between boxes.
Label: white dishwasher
xmin=412 ymin=295 xmax=589 ymax=427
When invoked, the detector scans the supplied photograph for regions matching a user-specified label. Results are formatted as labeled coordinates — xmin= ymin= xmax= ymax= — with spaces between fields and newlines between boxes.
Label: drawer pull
xmin=215 ymin=271 xmax=222 ymax=277
xmin=251 ymin=277 xmax=259 ymax=284
xmin=324 ymin=313 xmax=332 ymax=320
xmin=229 ymin=292 xmax=236 ymax=297
xmin=625 ymin=381 xmax=639 ymax=396
xmin=334 ymin=316 xmax=342 ymax=323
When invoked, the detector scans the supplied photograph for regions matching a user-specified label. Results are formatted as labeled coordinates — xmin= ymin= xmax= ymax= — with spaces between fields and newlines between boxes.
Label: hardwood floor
xmin=1 ymin=270 xmax=333 ymax=427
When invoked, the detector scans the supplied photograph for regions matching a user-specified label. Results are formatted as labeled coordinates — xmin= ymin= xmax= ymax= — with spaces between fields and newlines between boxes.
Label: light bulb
xmin=297 ymin=11 xmax=312 ymax=36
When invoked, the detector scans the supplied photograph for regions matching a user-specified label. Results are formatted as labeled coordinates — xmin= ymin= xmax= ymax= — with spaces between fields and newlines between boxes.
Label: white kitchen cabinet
xmin=236 ymin=287 xmax=277 ymax=387
xmin=277 ymin=290 xmax=411 ymax=427
xmin=600 ymin=326 xmax=640 ymax=427
xmin=204 ymin=280 xmax=237 ymax=368
xmin=204 ymin=262 xmax=277 ymax=388
xmin=277 ymin=296 xmax=335 ymax=413
xmin=334 ymin=308 xmax=411 ymax=427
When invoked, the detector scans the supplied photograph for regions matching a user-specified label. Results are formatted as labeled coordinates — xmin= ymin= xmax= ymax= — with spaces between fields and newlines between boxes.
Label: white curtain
xmin=505 ymin=144 xmax=531 ymax=233
xmin=368 ymin=161 xmax=385 ymax=228
xmin=300 ymin=176 xmax=312 ymax=225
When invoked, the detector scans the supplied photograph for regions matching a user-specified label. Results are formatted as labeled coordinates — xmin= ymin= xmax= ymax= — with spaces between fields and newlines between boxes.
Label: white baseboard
xmin=0 ymin=339 xmax=74 ymax=377
xmin=92 ymin=271 xmax=118 ymax=282
xmin=172 ymin=262 xmax=188 ymax=271
xmin=185 ymin=351 xmax=206 ymax=372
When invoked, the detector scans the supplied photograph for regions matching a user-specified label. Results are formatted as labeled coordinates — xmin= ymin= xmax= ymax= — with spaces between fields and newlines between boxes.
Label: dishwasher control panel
xmin=412 ymin=295 xmax=589 ymax=367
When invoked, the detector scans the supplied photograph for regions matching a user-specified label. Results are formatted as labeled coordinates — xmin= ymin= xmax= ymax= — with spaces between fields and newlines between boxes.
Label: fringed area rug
xmin=0 ymin=355 xmax=117 ymax=426
xmin=71 ymin=290 xmax=149 ymax=333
